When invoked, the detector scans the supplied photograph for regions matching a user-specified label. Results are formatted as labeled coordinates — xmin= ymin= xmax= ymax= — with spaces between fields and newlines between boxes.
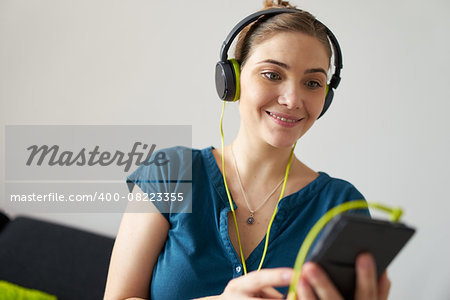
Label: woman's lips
xmin=266 ymin=111 xmax=302 ymax=127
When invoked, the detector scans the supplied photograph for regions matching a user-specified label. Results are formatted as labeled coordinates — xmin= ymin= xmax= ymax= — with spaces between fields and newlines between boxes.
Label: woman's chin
xmin=265 ymin=136 xmax=299 ymax=149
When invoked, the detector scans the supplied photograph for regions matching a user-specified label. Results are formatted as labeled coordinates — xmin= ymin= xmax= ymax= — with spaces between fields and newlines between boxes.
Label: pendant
xmin=246 ymin=214 xmax=255 ymax=225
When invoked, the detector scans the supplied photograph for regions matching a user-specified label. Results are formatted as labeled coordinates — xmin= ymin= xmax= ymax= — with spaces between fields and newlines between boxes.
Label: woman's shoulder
xmin=127 ymin=146 xmax=213 ymax=179
xmin=280 ymin=171 xmax=368 ymax=217
xmin=132 ymin=145 xmax=213 ymax=164
xmin=291 ymin=161 xmax=360 ymax=196
xmin=317 ymin=172 xmax=365 ymax=202
xmin=320 ymin=172 xmax=359 ymax=188
xmin=152 ymin=145 xmax=213 ymax=159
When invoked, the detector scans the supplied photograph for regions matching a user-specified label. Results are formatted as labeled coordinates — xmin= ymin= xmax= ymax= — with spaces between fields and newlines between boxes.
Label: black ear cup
xmin=215 ymin=61 xmax=237 ymax=102
xmin=318 ymin=87 xmax=334 ymax=119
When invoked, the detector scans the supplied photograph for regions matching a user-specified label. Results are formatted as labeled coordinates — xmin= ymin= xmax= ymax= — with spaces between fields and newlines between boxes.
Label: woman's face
xmin=239 ymin=31 xmax=329 ymax=149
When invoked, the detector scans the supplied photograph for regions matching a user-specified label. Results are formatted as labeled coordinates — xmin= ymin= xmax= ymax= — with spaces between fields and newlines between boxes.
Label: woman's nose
xmin=277 ymin=84 xmax=303 ymax=110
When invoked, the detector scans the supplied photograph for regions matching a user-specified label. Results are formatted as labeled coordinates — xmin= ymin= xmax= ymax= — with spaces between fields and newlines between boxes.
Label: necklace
xmin=230 ymin=145 xmax=284 ymax=225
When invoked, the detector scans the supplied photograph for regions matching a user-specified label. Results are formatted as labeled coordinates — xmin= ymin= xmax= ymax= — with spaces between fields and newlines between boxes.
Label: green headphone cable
xmin=220 ymin=100 xmax=247 ymax=273
xmin=257 ymin=143 xmax=296 ymax=271
xmin=220 ymin=100 xmax=296 ymax=274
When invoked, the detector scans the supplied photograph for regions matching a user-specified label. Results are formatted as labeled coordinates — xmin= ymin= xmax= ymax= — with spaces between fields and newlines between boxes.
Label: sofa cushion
xmin=0 ymin=216 xmax=115 ymax=300
xmin=0 ymin=211 xmax=9 ymax=233
xmin=0 ymin=280 xmax=57 ymax=300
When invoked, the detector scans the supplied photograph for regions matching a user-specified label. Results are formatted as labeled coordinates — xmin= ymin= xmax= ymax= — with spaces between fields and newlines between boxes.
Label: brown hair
xmin=234 ymin=0 xmax=332 ymax=67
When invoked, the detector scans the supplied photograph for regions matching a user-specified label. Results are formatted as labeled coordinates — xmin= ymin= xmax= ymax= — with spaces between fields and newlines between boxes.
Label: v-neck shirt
xmin=126 ymin=146 xmax=368 ymax=299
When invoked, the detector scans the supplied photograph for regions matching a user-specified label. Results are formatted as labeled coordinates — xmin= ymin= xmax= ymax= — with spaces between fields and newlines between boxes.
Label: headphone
xmin=215 ymin=8 xmax=343 ymax=119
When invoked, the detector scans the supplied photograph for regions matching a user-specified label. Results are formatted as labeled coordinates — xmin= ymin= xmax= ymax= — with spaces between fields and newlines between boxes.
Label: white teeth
xmin=269 ymin=112 xmax=297 ymax=123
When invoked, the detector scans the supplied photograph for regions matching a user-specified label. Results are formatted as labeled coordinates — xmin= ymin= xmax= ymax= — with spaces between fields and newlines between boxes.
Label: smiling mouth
xmin=267 ymin=111 xmax=302 ymax=123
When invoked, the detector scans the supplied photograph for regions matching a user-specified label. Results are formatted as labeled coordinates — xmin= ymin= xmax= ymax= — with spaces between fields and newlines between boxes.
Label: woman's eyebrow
xmin=304 ymin=68 xmax=327 ymax=76
xmin=257 ymin=59 xmax=289 ymax=69
xmin=257 ymin=59 xmax=327 ymax=76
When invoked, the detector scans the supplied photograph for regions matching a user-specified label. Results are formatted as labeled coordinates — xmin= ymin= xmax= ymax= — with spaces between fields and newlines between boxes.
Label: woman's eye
xmin=262 ymin=72 xmax=281 ymax=81
xmin=305 ymin=80 xmax=322 ymax=89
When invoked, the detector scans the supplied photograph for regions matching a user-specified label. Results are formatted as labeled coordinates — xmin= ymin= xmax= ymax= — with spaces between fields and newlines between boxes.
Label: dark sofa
xmin=0 ymin=211 xmax=114 ymax=300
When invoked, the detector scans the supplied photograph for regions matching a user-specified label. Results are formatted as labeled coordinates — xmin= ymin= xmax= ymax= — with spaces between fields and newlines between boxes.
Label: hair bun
xmin=263 ymin=0 xmax=297 ymax=9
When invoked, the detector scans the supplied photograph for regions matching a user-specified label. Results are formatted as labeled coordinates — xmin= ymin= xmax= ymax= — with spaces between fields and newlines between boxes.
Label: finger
xmin=297 ymin=277 xmax=317 ymax=300
xmin=227 ymin=268 xmax=292 ymax=295
xmin=377 ymin=271 xmax=391 ymax=300
xmin=302 ymin=262 xmax=343 ymax=300
xmin=354 ymin=253 xmax=378 ymax=300
xmin=259 ymin=286 xmax=284 ymax=299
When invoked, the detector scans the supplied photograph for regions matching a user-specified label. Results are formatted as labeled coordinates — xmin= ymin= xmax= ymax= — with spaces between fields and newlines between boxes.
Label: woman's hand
xmin=219 ymin=268 xmax=293 ymax=299
xmin=297 ymin=253 xmax=391 ymax=300
xmin=207 ymin=252 xmax=390 ymax=300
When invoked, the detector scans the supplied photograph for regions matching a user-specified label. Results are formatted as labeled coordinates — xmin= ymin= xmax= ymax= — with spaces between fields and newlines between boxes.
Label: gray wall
xmin=1 ymin=0 xmax=449 ymax=299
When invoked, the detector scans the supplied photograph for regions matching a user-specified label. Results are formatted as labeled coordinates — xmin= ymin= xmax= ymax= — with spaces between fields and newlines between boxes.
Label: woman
xmin=104 ymin=1 xmax=391 ymax=299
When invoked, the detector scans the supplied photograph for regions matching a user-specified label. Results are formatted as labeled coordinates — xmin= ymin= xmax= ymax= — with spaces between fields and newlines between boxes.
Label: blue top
xmin=127 ymin=146 xmax=367 ymax=299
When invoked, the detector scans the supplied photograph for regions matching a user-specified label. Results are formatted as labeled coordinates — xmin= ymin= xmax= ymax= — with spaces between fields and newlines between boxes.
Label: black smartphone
xmin=306 ymin=214 xmax=415 ymax=300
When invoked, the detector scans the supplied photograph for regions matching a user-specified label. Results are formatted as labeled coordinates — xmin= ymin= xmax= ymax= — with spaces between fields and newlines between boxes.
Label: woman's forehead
xmin=245 ymin=31 xmax=330 ymax=69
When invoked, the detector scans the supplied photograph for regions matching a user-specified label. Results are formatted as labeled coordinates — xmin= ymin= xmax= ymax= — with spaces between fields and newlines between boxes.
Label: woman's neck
xmin=229 ymin=131 xmax=296 ymax=187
